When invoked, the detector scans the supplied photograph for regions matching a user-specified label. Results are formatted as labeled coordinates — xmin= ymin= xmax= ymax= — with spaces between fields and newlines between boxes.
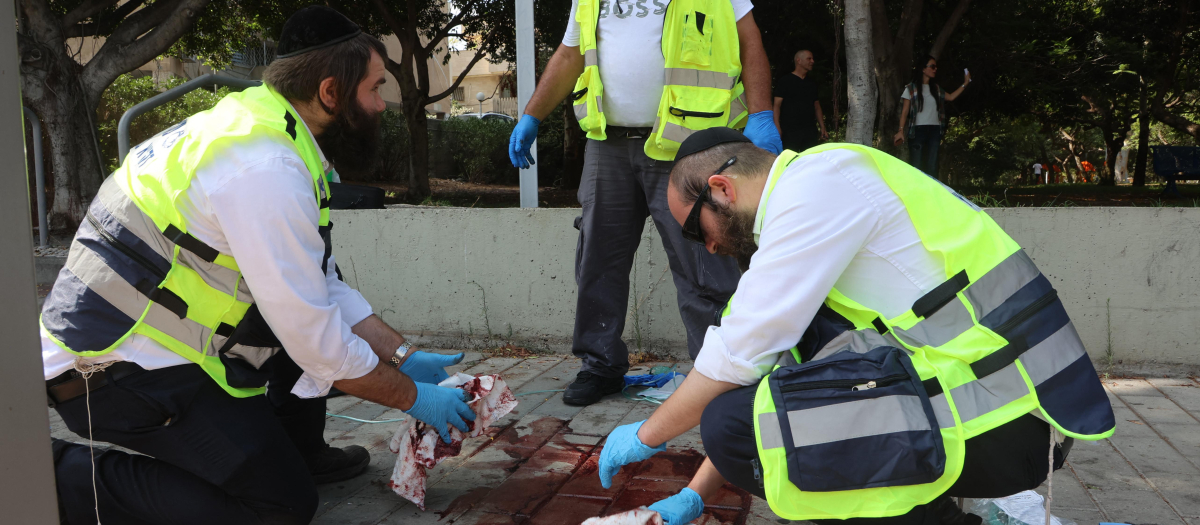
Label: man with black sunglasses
xmin=591 ymin=128 xmax=1114 ymax=525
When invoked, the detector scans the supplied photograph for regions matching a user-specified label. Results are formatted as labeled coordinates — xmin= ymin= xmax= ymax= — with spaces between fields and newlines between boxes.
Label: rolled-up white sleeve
xmin=207 ymin=155 xmax=378 ymax=398
xmin=692 ymin=152 xmax=883 ymax=386
xmin=324 ymin=254 xmax=374 ymax=327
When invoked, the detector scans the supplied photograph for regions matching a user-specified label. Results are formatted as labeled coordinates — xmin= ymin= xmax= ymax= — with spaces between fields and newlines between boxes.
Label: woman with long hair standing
xmin=893 ymin=55 xmax=971 ymax=177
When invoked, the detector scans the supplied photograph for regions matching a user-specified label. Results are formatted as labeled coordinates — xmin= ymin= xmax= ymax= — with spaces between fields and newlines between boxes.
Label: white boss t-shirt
xmin=563 ymin=0 xmax=755 ymax=127
xmin=1033 ymin=163 xmax=1043 ymax=175
xmin=901 ymin=84 xmax=940 ymax=127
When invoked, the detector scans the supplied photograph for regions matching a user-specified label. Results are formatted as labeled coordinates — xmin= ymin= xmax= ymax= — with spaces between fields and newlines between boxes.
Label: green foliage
xmin=433 ymin=118 xmax=518 ymax=184
xmin=97 ymin=74 xmax=229 ymax=173
xmin=168 ymin=2 xmax=265 ymax=69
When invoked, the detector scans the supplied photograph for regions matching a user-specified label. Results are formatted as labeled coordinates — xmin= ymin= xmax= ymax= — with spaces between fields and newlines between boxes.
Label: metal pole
xmin=23 ymin=107 xmax=47 ymax=247
xmin=515 ymin=0 xmax=538 ymax=208
xmin=1 ymin=0 xmax=62 ymax=519
xmin=118 ymin=74 xmax=261 ymax=163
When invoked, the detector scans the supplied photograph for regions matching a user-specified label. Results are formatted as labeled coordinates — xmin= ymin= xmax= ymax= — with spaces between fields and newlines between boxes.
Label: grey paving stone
xmin=327 ymin=395 xmax=364 ymax=414
xmin=568 ymin=397 xmax=639 ymax=436
xmin=1105 ymin=403 xmax=1200 ymax=518
xmin=1066 ymin=436 xmax=1186 ymax=525
xmin=466 ymin=356 xmax=526 ymax=376
xmin=1031 ymin=465 xmax=1104 ymax=515
xmin=1106 ymin=378 xmax=1164 ymax=398
xmin=311 ymin=494 xmax=406 ymax=524
xmin=1146 ymin=378 xmax=1200 ymax=422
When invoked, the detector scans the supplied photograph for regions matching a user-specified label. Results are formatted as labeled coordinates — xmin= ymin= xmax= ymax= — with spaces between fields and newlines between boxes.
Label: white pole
xmin=516 ymin=0 xmax=538 ymax=208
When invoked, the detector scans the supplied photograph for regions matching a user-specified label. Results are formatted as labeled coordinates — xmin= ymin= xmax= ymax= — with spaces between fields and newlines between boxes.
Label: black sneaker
xmin=305 ymin=445 xmax=371 ymax=484
xmin=563 ymin=371 xmax=625 ymax=406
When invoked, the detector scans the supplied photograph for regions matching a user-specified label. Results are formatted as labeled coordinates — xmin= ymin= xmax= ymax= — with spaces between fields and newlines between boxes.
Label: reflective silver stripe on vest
xmin=963 ymin=250 xmax=1040 ymax=321
xmin=758 ymin=412 xmax=786 ymax=450
xmin=584 ymin=48 xmax=598 ymax=68
xmin=929 ymin=393 xmax=956 ymax=429
xmin=574 ymin=101 xmax=588 ymax=121
xmin=893 ymin=295 xmax=973 ymax=348
xmin=728 ymin=93 xmax=747 ymax=125
xmin=595 ymin=95 xmax=604 ymax=116
xmin=787 ymin=395 xmax=931 ymax=448
xmin=222 ymin=343 xmax=280 ymax=368
xmin=662 ymin=122 xmax=694 ymax=143
xmin=66 ymin=242 xmax=216 ymax=356
xmin=811 ymin=327 xmax=908 ymax=362
xmin=1021 ymin=322 xmax=1086 ymax=386
xmin=949 ymin=362 xmax=1029 ymax=423
xmin=95 ymin=178 xmax=173 ymax=262
xmin=98 ymin=177 xmax=250 ymax=300
xmin=663 ymin=68 xmax=739 ymax=90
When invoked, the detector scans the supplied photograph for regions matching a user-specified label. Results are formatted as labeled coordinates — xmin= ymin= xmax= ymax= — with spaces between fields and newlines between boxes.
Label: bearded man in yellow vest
xmin=508 ymin=0 xmax=782 ymax=407
xmin=593 ymin=128 xmax=1116 ymax=525
xmin=41 ymin=7 xmax=477 ymax=524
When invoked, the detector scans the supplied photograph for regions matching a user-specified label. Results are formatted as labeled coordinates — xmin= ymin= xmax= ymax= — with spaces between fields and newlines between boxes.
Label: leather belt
xmin=46 ymin=361 xmax=145 ymax=407
xmin=607 ymin=126 xmax=653 ymax=139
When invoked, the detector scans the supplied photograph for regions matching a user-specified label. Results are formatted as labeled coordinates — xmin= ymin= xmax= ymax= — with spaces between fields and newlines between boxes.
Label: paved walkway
xmin=49 ymin=353 xmax=1200 ymax=525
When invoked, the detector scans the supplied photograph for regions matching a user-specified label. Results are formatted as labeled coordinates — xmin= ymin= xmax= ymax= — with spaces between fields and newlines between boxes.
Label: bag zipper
xmin=992 ymin=289 xmax=1058 ymax=336
xmin=778 ymin=372 xmax=910 ymax=393
xmin=86 ymin=211 xmax=167 ymax=280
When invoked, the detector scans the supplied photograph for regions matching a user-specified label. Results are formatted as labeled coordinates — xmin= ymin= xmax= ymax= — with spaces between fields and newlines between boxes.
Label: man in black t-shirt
xmin=773 ymin=49 xmax=827 ymax=152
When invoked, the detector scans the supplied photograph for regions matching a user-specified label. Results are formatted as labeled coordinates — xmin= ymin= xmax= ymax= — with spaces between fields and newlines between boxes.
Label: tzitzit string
xmin=73 ymin=357 xmax=113 ymax=525
xmin=1045 ymin=426 xmax=1056 ymax=525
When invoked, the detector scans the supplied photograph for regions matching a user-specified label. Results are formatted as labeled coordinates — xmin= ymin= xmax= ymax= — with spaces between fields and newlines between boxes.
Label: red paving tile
xmin=466 ymin=511 xmax=527 ymax=524
xmin=632 ymin=449 xmax=706 ymax=481
xmin=526 ymin=495 xmax=611 ymax=525
xmin=608 ymin=479 xmax=690 ymax=514
xmin=525 ymin=440 xmax=588 ymax=474
xmin=558 ymin=455 xmax=631 ymax=500
xmin=493 ymin=417 xmax=567 ymax=449
xmin=698 ymin=507 xmax=741 ymax=524
xmin=476 ymin=468 xmax=571 ymax=516
xmin=703 ymin=483 xmax=751 ymax=510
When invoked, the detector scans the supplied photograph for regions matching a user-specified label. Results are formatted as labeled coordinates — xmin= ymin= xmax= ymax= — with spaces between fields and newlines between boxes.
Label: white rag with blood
xmin=582 ymin=508 xmax=664 ymax=525
xmin=388 ymin=373 xmax=517 ymax=509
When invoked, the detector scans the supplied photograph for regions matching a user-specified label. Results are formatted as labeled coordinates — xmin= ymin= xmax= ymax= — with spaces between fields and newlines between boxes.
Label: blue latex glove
xmin=742 ymin=110 xmax=783 ymax=154
xmin=599 ymin=420 xmax=666 ymax=488
xmin=508 ymin=115 xmax=540 ymax=168
xmin=648 ymin=488 xmax=705 ymax=525
xmin=398 ymin=350 xmax=464 ymax=384
xmin=405 ymin=382 xmax=477 ymax=443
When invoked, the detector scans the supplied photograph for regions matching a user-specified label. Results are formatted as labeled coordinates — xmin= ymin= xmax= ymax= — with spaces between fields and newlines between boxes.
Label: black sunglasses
xmin=682 ymin=156 xmax=738 ymax=245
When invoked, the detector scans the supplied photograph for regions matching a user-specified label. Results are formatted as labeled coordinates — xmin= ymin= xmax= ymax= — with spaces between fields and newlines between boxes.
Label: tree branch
xmin=428 ymin=41 xmax=491 ymax=102
xmin=930 ymin=0 xmax=971 ymax=59
xmin=81 ymin=0 xmax=212 ymax=97
xmin=103 ymin=0 xmax=179 ymax=47
xmin=423 ymin=1 xmax=486 ymax=55
xmin=62 ymin=0 xmax=146 ymax=39
xmin=62 ymin=0 xmax=118 ymax=29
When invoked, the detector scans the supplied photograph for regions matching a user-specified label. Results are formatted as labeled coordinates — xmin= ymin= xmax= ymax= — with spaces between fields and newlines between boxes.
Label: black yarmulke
xmin=277 ymin=5 xmax=363 ymax=59
xmin=676 ymin=127 xmax=752 ymax=161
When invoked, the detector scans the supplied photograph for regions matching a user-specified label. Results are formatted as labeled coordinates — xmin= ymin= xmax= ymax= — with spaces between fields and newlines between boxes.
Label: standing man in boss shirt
xmin=508 ymin=0 xmax=780 ymax=406
xmin=773 ymin=48 xmax=827 ymax=152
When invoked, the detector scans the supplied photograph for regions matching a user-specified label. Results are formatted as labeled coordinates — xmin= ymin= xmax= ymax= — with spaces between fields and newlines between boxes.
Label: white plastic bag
xmin=969 ymin=490 xmax=1076 ymax=525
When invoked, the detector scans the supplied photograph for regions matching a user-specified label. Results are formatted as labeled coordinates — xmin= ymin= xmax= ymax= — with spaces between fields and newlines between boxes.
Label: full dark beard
xmin=713 ymin=203 xmax=759 ymax=272
xmin=315 ymin=99 xmax=381 ymax=173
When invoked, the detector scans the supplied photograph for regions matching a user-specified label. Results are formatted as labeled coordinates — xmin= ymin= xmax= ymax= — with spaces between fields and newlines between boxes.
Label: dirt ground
xmin=354 ymin=179 xmax=1200 ymax=209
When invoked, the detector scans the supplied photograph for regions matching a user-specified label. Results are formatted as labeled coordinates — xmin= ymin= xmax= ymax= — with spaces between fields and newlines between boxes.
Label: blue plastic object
xmin=623 ymin=371 xmax=685 ymax=388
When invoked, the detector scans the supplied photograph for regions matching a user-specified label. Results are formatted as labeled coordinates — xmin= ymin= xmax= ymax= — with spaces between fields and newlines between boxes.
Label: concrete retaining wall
xmin=333 ymin=207 xmax=1200 ymax=367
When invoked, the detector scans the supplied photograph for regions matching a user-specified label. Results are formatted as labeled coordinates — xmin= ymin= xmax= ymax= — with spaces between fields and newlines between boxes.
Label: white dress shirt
xmin=42 ymin=112 xmax=379 ymax=398
xmin=692 ymin=148 xmax=947 ymax=386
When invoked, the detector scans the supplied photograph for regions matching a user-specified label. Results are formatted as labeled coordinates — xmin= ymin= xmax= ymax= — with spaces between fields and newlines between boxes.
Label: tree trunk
xmin=18 ymin=32 xmax=105 ymax=230
xmin=1133 ymin=84 xmax=1150 ymax=187
xmin=403 ymin=99 xmax=432 ymax=202
xmin=562 ymin=103 xmax=584 ymax=190
xmin=844 ymin=0 xmax=876 ymax=145
xmin=1100 ymin=133 xmax=1122 ymax=186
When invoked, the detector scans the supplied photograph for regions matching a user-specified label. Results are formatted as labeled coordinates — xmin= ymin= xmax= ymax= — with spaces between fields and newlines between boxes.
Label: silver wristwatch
xmin=389 ymin=342 xmax=413 ymax=368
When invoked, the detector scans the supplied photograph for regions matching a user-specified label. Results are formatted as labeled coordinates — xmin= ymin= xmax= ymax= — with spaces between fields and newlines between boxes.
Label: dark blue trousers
xmin=53 ymin=358 xmax=321 ymax=525
xmin=701 ymin=386 xmax=1071 ymax=525
xmin=908 ymin=125 xmax=942 ymax=178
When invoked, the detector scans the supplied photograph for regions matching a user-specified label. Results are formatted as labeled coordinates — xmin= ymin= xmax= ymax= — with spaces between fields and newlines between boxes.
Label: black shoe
xmin=305 ymin=445 xmax=371 ymax=484
xmin=563 ymin=371 xmax=625 ymax=407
